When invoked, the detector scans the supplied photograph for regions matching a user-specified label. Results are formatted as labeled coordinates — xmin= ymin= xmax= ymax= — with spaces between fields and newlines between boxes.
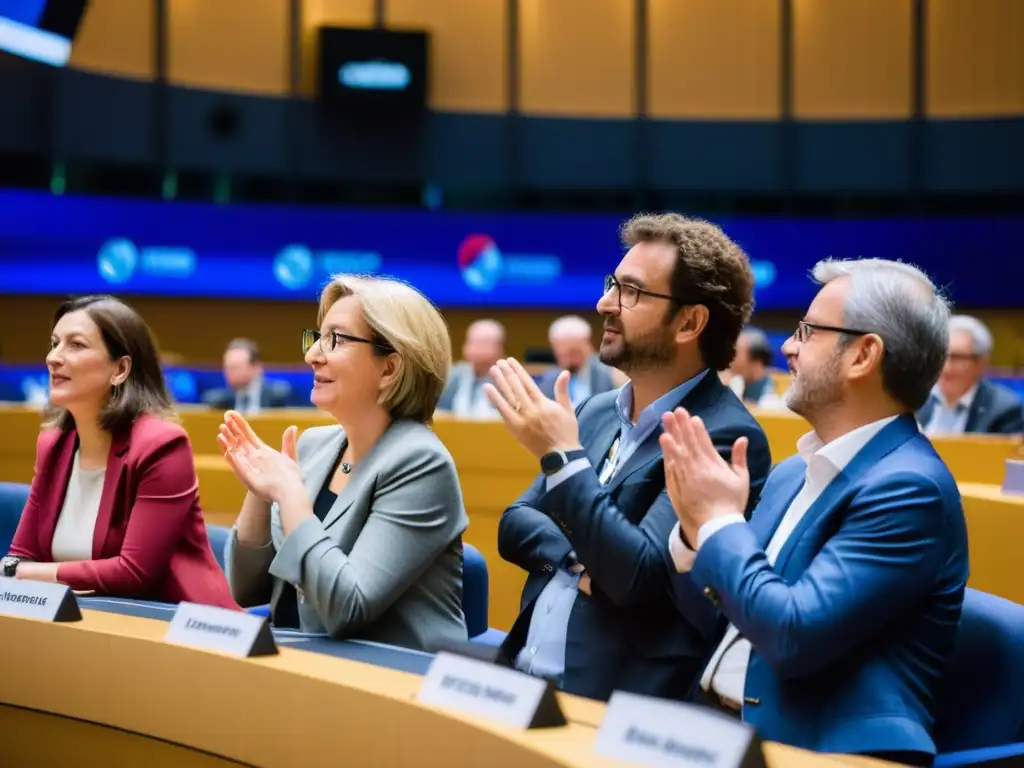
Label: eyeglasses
xmin=603 ymin=274 xmax=680 ymax=310
xmin=795 ymin=320 xmax=873 ymax=344
xmin=302 ymin=329 xmax=394 ymax=355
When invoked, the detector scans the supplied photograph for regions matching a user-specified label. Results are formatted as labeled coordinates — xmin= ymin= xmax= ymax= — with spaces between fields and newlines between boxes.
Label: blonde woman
xmin=221 ymin=275 xmax=469 ymax=651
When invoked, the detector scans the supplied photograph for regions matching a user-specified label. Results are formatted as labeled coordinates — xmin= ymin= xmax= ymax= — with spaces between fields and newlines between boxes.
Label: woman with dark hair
xmin=1 ymin=296 xmax=237 ymax=608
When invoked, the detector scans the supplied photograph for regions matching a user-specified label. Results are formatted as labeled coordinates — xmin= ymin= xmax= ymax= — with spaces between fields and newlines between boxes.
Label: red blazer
xmin=9 ymin=414 xmax=238 ymax=609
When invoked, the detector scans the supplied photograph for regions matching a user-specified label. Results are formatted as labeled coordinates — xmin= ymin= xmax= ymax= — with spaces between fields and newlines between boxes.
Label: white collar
xmin=796 ymin=415 xmax=900 ymax=472
xmin=932 ymin=383 xmax=978 ymax=411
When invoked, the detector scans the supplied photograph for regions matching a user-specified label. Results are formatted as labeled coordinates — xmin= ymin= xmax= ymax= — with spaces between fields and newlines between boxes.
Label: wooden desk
xmin=957 ymin=483 xmax=1024 ymax=605
xmin=0 ymin=610 xmax=882 ymax=767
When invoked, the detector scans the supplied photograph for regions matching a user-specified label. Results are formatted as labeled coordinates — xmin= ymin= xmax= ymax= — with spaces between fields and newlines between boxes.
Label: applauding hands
xmin=217 ymin=411 xmax=302 ymax=503
xmin=483 ymin=358 xmax=582 ymax=459
xmin=659 ymin=407 xmax=749 ymax=545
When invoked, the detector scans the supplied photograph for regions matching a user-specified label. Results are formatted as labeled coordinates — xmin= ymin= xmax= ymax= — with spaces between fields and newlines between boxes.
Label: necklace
xmin=341 ymin=462 xmax=352 ymax=474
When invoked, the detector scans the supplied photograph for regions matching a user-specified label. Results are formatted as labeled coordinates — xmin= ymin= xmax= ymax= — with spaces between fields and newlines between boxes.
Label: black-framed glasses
xmin=302 ymin=329 xmax=394 ymax=355
xmin=795 ymin=320 xmax=873 ymax=343
xmin=603 ymin=274 xmax=680 ymax=310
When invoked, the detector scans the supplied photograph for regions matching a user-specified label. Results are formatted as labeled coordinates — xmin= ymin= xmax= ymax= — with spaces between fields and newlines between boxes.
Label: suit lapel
xmin=772 ymin=415 xmax=920 ymax=575
xmin=583 ymin=401 xmax=622 ymax=471
xmin=318 ymin=424 xmax=396 ymax=532
xmin=38 ymin=430 xmax=76 ymax=561
xmin=607 ymin=371 xmax=721 ymax=491
xmin=749 ymin=464 xmax=804 ymax=549
xmin=92 ymin=430 xmax=129 ymax=558
xmin=965 ymin=382 xmax=990 ymax=433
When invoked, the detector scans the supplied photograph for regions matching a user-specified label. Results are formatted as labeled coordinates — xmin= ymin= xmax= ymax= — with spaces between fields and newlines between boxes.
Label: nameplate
xmin=417 ymin=652 xmax=565 ymax=729
xmin=164 ymin=602 xmax=277 ymax=657
xmin=594 ymin=691 xmax=765 ymax=768
xmin=1002 ymin=459 xmax=1024 ymax=496
xmin=0 ymin=577 xmax=81 ymax=622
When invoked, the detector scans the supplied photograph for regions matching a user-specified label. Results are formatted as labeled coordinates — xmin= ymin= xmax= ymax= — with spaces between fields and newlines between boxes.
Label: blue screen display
xmin=0 ymin=0 xmax=46 ymax=26
xmin=0 ymin=190 xmax=1016 ymax=310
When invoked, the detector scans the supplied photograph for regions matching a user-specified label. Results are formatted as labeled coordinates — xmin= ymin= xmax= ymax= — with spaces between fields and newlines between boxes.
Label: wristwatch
xmin=540 ymin=449 xmax=587 ymax=476
xmin=1 ymin=556 xmax=21 ymax=578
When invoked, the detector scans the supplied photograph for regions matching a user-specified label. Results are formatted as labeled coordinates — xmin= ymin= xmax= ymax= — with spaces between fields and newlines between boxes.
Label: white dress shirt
xmin=923 ymin=384 xmax=976 ymax=437
xmin=668 ymin=415 xmax=898 ymax=707
xmin=50 ymin=451 xmax=105 ymax=562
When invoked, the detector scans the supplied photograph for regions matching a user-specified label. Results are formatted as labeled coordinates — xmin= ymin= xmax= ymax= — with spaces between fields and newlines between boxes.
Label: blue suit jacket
xmin=690 ymin=414 xmax=969 ymax=757
xmin=498 ymin=373 xmax=772 ymax=701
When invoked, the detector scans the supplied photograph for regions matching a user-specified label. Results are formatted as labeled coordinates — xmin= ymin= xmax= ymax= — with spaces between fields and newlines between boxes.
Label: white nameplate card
xmin=164 ymin=602 xmax=277 ymax=657
xmin=594 ymin=691 xmax=765 ymax=768
xmin=417 ymin=651 xmax=565 ymax=729
xmin=0 ymin=577 xmax=81 ymax=622
xmin=1002 ymin=459 xmax=1024 ymax=496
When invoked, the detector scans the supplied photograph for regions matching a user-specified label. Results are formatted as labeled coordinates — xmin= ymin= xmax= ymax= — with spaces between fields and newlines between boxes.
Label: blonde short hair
xmin=317 ymin=275 xmax=452 ymax=423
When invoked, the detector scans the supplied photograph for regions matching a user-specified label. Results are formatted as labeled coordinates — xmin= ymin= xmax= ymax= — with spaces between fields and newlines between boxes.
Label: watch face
xmin=540 ymin=451 xmax=566 ymax=475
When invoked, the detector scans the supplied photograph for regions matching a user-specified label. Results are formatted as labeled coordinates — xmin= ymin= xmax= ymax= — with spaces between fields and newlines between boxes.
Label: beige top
xmin=50 ymin=451 xmax=105 ymax=562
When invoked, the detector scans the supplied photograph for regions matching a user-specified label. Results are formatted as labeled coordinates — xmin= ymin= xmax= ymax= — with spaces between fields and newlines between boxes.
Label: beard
xmin=599 ymin=322 xmax=675 ymax=373
xmin=784 ymin=349 xmax=844 ymax=418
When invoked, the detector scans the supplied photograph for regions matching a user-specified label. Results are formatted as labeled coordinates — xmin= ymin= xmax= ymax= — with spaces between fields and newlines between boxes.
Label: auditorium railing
xmin=0 ymin=404 xmax=1021 ymax=629
xmin=0 ymin=608 xmax=893 ymax=767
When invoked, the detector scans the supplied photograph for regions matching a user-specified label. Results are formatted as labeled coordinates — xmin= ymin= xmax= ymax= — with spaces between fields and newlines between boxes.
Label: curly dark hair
xmin=621 ymin=213 xmax=755 ymax=371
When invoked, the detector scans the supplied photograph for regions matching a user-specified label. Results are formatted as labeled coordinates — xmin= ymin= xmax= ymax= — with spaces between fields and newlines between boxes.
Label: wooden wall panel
xmin=387 ymin=0 xmax=507 ymax=112
xmin=793 ymin=0 xmax=913 ymax=119
xmin=68 ymin=0 xmax=154 ymax=80
xmin=300 ymin=0 xmax=375 ymax=96
xmin=519 ymin=0 xmax=635 ymax=117
xmin=649 ymin=0 xmax=781 ymax=119
xmin=167 ymin=0 xmax=289 ymax=94
xmin=927 ymin=0 xmax=1024 ymax=117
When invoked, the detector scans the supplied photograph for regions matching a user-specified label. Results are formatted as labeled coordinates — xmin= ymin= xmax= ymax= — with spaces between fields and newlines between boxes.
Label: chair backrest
xmin=934 ymin=588 xmax=1024 ymax=753
xmin=0 ymin=482 xmax=29 ymax=555
xmin=461 ymin=541 xmax=489 ymax=639
xmin=206 ymin=524 xmax=230 ymax=574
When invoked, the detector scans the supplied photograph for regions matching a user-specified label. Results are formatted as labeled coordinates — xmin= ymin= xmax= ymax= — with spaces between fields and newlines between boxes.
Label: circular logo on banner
xmin=274 ymin=245 xmax=314 ymax=290
xmin=97 ymin=238 xmax=139 ymax=284
xmin=457 ymin=234 xmax=503 ymax=292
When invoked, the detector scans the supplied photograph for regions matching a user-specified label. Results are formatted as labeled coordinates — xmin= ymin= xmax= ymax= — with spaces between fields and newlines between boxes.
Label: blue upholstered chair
xmin=464 ymin=541 xmax=507 ymax=647
xmin=205 ymin=524 xmax=230 ymax=574
xmin=0 ymin=482 xmax=29 ymax=556
xmin=462 ymin=541 xmax=489 ymax=638
xmin=933 ymin=589 xmax=1024 ymax=766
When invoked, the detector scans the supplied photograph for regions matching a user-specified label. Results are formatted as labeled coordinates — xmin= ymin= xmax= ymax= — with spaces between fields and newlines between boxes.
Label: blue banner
xmin=0 ymin=190 xmax=1017 ymax=309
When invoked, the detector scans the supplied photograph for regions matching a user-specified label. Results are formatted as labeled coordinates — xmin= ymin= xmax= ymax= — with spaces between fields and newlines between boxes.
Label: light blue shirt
xmin=568 ymin=372 xmax=592 ymax=408
xmin=514 ymin=370 xmax=710 ymax=681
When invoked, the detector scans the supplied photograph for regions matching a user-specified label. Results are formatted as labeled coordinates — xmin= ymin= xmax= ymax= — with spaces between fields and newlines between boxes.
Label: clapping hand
xmin=217 ymin=411 xmax=302 ymax=503
xmin=659 ymin=408 xmax=749 ymax=546
xmin=482 ymin=358 xmax=582 ymax=459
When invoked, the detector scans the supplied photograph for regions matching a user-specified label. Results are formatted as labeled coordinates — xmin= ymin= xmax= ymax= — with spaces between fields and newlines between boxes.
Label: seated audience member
xmin=222 ymin=275 xmax=468 ymax=651
xmin=203 ymin=338 xmax=290 ymax=415
xmin=664 ymin=259 xmax=967 ymax=766
xmin=486 ymin=214 xmax=772 ymax=702
xmin=729 ymin=327 xmax=779 ymax=407
xmin=3 ymin=296 xmax=237 ymax=608
xmin=537 ymin=315 xmax=617 ymax=406
xmin=917 ymin=314 xmax=1023 ymax=436
xmin=436 ymin=319 xmax=505 ymax=418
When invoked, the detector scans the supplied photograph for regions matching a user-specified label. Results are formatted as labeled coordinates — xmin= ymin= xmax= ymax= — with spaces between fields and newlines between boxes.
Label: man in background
xmin=727 ymin=326 xmax=778 ymax=407
xmin=203 ymin=338 xmax=290 ymax=414
xmin=436 ymin=319 xmax=505 ymax=418
xmin=917 ymin=314 xmax=1023 ymax=435
xmin=537 ymin=315 xmax=616 ymax=406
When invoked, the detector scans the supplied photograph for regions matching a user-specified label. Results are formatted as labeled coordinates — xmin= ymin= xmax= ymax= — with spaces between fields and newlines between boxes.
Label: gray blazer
xmin=225 ymin=420 xmax=470 ymax=652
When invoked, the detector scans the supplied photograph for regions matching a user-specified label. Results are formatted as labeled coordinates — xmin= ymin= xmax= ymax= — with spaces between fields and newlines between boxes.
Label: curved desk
xmin=0 ymin=609 xmax=884 ymax=767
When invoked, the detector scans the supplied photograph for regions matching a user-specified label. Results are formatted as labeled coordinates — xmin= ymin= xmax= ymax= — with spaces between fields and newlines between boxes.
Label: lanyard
xmin=598 ymin=435 xmax=622 ymax=485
